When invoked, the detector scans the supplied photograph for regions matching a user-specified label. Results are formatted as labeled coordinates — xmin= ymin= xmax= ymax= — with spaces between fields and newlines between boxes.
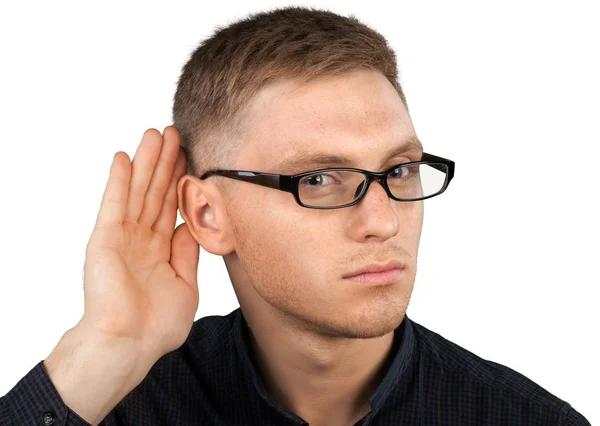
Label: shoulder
xmin=150 ymin=308 xmax=240 ymax=374
xmin=113 ymin=309 xmax=240 ymax=423
xmin=185 ymin=309 xmax=239 ymax=360
xmin=408 ymin=318 xmax=579 ymax=424
xmin=139 ymin=307 xmax=240 ymax=377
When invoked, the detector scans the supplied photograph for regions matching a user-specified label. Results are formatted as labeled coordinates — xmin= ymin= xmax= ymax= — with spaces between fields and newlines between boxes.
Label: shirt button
xmin=42 ymin=411 xmax=56 ymax=425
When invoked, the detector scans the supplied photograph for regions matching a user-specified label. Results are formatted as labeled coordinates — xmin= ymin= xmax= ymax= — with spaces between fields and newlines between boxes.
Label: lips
xmin=343 ymin=260 xmax=404 ymax=278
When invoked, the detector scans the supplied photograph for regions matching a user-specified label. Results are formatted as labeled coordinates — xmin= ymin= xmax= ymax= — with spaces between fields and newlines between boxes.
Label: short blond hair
xmin=172 ymin=6 xmax=406 ymax=185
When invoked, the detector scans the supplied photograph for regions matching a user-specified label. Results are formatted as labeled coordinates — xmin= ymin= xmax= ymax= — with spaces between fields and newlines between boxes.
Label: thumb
xmin=170 ymin=222 xmax=200 ymax=289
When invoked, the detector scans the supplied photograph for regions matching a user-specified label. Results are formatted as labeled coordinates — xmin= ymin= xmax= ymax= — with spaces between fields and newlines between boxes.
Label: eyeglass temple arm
xmin=201 ymin=171 xmax=283 ymax=189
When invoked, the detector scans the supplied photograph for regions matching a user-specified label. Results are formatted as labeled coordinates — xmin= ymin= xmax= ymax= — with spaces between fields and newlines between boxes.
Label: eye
xmin=300 ymin=173 xmax=337 ymax=187
xmin=388 ymin=166 xmax=410 ymax=179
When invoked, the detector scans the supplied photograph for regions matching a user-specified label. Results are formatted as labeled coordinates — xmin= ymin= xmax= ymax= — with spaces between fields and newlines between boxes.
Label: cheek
xmin=396 ymin=200 xmax=424 ymax=241
xmin=232 ymin=204 xmax=332 ymax=292
xmin=232 ymin=208 xmax=300 ymax=276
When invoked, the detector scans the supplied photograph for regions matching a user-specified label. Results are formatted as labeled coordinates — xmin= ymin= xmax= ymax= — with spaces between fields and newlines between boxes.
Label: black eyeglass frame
xmin=199 ymin=152 xmax=455 ymax=210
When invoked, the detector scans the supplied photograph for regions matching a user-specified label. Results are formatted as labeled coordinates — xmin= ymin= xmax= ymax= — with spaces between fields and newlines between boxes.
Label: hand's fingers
xmin=95 ymin=151 xmax=132 ymax=228
xmin=152 ymin=144 xmax=186 ymax=240
xmin=138 ymin=126 xmax=182 ymax=227
xmin=125 ymin=129 xmax=163 ymax=223
xmin=170 ymin=222 xmax=200 ymax=290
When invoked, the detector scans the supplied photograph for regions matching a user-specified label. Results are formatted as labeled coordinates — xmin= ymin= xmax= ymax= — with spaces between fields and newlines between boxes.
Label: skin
xmin=177 ymin=68 xmax=424 ymax=426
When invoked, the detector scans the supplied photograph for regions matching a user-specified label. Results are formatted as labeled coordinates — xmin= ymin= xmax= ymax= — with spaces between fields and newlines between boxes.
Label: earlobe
xmin=177 ymin=175 xmax=235 ymax=256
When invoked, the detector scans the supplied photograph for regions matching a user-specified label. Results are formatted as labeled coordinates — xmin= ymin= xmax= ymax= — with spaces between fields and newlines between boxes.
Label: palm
xmin=80 ymin=127 xmax=199 ymax=359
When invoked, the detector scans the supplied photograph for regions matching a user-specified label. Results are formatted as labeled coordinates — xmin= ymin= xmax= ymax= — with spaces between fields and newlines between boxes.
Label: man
xmin=0 ymin=6 xmax=590 ymax=426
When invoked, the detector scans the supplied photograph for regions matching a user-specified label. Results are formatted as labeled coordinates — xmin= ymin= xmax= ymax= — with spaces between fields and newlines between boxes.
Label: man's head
xmin=175 ymin=7 xmax=423 ymax=339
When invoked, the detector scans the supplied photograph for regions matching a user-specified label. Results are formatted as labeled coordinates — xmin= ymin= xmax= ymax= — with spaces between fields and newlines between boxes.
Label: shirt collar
xmin=233 ymin=307 xmax=415 ymax=417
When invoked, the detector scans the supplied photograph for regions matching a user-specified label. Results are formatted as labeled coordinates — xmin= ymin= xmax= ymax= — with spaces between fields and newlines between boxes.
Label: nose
xmin=350 ymin=177 xmax=399 ymax=241
xmin=354 ymin=176 xmax=388 ymax=202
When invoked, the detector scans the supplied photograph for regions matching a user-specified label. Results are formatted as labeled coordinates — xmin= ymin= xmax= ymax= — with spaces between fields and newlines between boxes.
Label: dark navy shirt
xmin=0 ymin=308 xmax=591 ymax=425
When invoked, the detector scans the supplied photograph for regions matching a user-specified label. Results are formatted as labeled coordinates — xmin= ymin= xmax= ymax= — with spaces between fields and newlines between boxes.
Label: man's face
xmin=224 ymin=69 xmax=423 ymax=339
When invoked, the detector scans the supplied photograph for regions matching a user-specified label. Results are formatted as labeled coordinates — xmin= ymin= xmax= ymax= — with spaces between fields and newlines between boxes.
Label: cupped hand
xmin=80 ymin=126 xmax=200 ymax=361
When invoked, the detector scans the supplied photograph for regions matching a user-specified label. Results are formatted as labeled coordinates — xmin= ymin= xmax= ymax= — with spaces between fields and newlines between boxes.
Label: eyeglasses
xmin=199 ymin=152 xmax=455 ymax=210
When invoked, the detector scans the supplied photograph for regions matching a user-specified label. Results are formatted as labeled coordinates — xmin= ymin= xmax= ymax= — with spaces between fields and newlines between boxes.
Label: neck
xmin=242 ymin=303 xmax=398 ymax=426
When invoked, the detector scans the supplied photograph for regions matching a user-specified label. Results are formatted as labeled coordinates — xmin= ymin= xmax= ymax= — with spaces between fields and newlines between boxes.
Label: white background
xmin=0 ymin=0 xmax=598 ymax=422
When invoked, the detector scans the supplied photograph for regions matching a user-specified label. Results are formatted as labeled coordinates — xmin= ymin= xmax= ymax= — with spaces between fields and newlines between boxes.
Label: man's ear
xmin=176 ymin=175 xmax=235 ymax=256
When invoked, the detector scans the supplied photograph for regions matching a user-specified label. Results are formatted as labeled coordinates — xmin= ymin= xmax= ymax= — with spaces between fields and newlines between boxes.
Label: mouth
xmin=343 ymin=262 xmax=404 ymax=286
xmin=343 ymin=260 xmax=404 ymax=278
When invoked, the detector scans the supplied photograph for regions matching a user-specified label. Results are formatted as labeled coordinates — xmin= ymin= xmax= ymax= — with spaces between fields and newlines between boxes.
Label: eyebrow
xmin=272 ymin=136 xmax=424 ymax=173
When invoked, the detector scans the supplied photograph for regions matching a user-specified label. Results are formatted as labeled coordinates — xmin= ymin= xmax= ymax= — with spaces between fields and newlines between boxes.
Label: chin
xmin=316 ymin=299 xmax=408 ymax=339
xmin=352 ymin=311 xmax=406 ymax=339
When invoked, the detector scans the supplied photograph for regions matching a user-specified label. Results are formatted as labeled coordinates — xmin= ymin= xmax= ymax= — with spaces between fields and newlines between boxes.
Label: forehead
xmin=236 ymin=69 xmax=416 ymax=171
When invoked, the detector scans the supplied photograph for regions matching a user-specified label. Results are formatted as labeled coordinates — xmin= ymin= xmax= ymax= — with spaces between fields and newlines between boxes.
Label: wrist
xmin=43 ymin=324 xmax=154 ymax=425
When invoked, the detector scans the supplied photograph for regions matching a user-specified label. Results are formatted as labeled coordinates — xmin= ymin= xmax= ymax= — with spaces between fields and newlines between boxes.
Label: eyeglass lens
xmin=297 ymin=163 xmax=448 ymax=207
